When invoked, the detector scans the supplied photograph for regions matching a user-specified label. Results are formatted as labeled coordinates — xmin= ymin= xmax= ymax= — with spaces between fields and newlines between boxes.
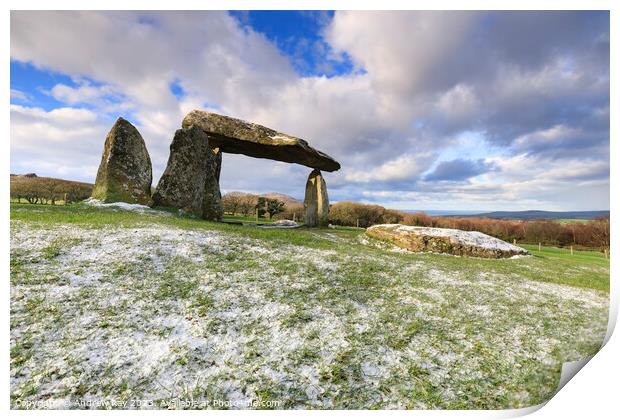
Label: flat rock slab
xmin=257 ymin=220 xmax=301 ymax=229
xmin=366 ymin=224 xmax=529 ymax=258
xmin=182 ymin=110 xmax=341 ymax=172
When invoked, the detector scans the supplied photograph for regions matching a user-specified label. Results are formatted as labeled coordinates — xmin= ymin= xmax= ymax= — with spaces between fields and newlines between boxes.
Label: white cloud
xmin=9 ymin=11 xmax=609 ymax=210
xmin=490 ymin=154 xmax=609 ymax=184
xmin=51 ymin=83 xmax=110 ymax=104
xmin=10 ymin=88 xmax=30 ymax=101
xmin=345 ymin=153 xmax=434 ymax=183
xmin=10 ymin=105 xmax=109 ymax=182
xmin=326 ymin=11 xmax=478 ymax=100
xmin=433 ymin=84 xmax=480 ymax=126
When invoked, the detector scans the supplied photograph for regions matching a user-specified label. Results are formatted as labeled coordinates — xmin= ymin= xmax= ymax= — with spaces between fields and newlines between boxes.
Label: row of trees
xmin=329 ymin=201 xmax=401 ymax=228
xmin=221 ymin=192 xmax=303 ymax=220
xmin=10 ymin=176 xmax=93 ymax=205
xmin=402 ymin=212 xmax=610 ymax=249
xmin=221 ymin=192 xmax=258 ymax=216
xmin=328 ymin=201 xmax=610 ymax=249
xmin=11 ymin=177 xmax=608 ymax=249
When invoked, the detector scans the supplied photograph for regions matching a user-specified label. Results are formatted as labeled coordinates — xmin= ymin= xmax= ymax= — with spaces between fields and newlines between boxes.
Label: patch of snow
xmin=361 ymin=362 xmax=380 ymax=378
xmin=259 ymin=219 xmax=300 ymax=228
xmin=510 ymin=254 xmax=531 ymax=259
xmin=83 ymin=198 xmax=169 ymax=216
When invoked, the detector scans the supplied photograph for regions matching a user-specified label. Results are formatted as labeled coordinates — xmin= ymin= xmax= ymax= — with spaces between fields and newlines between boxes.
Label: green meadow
xmin=10 ymin=202 xmax=609 ymax=409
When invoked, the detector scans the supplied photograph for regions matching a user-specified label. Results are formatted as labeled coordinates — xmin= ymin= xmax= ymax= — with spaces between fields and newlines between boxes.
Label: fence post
xmin=513 ymin=239 xmax=516 ymax=245
xmin=570 ymin=246 xmax=573 ymax=255
xmin=293 ymin=212 xmax=296 ymax=222
xmin=538 ymin=242 xmax=541 ymax=251
xmin=604 ymin=249 xmax=608 ymax=259
xmin=356 ymin=219 xmax=359 ymax=228
xmin=64 ymin=193 xmax=68 ymax=205
xmin=256 ymin=208 xmax=259 ymax=222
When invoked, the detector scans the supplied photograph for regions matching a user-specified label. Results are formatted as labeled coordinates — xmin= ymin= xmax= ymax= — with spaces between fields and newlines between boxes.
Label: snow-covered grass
xmin=10 ymin=203 xmax=609 ymax=409
xmin=83 ymin=198 xmax=171 ymax=216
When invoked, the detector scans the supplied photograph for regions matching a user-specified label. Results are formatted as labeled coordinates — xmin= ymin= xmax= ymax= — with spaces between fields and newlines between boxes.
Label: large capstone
xmin=182 ymin=110 xmax=341 ymax=172
xmin=366 ymin=224 xmax=529 ymax=258
xmin=151 ymin=125 xmax=223 ymax=221
xmin=92 ymin=117 xmax=152 ymax=204
xmin=304 ymin=169 xmax=329 ymax=227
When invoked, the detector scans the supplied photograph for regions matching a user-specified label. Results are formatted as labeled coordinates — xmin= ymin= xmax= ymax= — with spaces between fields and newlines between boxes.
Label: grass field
xmin=554 ymin=218 xmax=595 ymax=224
xmin=10 ymin=202 xmax=609 ymax=409
xmin=222 ymin=214 xmax=275 ymax=224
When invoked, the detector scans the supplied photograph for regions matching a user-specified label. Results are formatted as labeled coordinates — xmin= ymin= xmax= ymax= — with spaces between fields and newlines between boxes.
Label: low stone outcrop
xmin=182 ymin=110 xmax=341 ymax=172
xmin=273 ymin=219 xmax=299 ymax=227
xmin=257 ymin=219 xmax=300 ymax=229
xmin=92 ymin=117 xmax=152 ymax=204
xmin=304 ymin=169 xmax=329 ymax=227
xmin=366 ymin=224 xmax=529 ymax=258
xmin=151 ymin=125 xmax=223 ymax=221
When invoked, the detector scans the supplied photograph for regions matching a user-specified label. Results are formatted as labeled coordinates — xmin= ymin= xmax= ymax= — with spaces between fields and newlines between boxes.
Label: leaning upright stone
xmin=91 ymin=117 xmax=152 ymax=204
xmin=151 ymin=125 xmax=223 ymax=221
xmin=304 ymin=169 xmax=329 ymax=227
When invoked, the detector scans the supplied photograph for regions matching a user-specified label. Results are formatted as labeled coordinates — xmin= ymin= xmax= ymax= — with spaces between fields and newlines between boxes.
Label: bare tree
xmin=239 ymin=194 xmax=258 ymax=216
xmin=42 ymin=178 xmax=61 ymax=205
xmin=221 ymin=192 xmax=244 ymax=215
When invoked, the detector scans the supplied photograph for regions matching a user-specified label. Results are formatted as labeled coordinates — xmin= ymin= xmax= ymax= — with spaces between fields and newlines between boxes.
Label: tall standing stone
xmin=92 ymin=117 xmax=152 ymax=204
xmin=151 ymin=125 xmax=223 ymax=221
xmin=304 ymin=169 xmax=329 ymax=227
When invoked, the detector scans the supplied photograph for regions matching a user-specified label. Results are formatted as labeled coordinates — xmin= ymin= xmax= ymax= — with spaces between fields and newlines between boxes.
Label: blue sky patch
xmin=10 ymin=61 xmax=72 ymax=111
xmin=169 ymin=79 xmax=185 ymax=99
xmin=229 ymin=10 xmax=355 ymax=77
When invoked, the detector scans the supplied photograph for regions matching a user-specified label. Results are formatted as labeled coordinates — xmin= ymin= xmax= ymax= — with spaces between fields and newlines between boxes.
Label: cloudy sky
xmin=10 ymin=11 xmax=609 ymax=211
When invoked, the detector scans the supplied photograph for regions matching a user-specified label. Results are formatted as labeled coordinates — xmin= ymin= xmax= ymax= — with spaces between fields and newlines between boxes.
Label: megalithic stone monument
xmin=304 ymin=169 xmax=329 ymax=227
xmin=176 ymin=110 xmax=341 ymax=226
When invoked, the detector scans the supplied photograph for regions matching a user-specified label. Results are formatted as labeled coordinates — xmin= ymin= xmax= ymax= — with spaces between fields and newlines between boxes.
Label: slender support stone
xmin=304 ymin=169 xmax=329 ymax=227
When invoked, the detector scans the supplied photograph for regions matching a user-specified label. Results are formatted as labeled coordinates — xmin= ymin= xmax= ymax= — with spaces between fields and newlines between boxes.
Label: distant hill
xmin=456 ymin=210 xmax=610 ymax=220
xmin=260 ymin=192 xmax=303 ymax=207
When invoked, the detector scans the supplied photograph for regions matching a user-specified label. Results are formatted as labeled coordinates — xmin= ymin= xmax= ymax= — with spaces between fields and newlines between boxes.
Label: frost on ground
xmin=83 ymin=198 xmax=170 ymax=216
xmin=10 ymin=221 xmax=608 ymax=409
